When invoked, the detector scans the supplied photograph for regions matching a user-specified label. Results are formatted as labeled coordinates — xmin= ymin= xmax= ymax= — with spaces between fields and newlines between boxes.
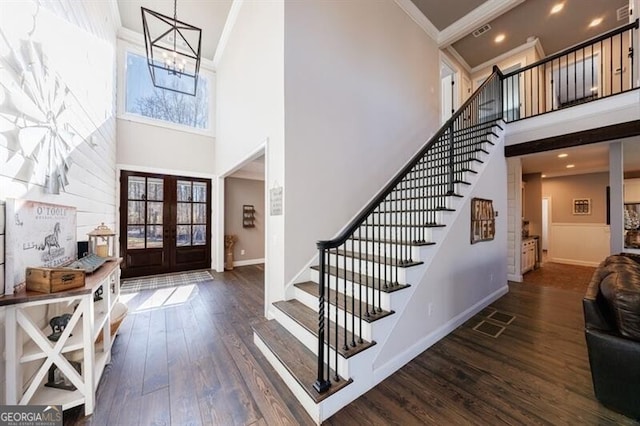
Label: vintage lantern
xmin=88 ymin=223 xmax=116 ymax=258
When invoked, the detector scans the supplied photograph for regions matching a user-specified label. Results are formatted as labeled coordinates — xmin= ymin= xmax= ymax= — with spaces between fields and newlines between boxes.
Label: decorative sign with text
xmin=5 ymin=199 xmax=77 ymax=295
xmin=471 ymin=197 xmax=495 ymax=244
xmin=270 ymin=186 xmax=283 ymax=216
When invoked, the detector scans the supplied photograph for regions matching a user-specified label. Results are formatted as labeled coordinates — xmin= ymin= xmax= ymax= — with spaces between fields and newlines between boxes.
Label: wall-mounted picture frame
xmin=573 ymin=198 xmax=591 ymax=215
xmin=243 ymin=205 xmax=256 ymax=228
xmin=471 ymin=197 xmax=495 ymax=244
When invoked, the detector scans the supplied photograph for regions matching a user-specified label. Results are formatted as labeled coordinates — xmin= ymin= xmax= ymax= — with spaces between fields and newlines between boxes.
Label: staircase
xmin=254 ymin=70 xmax=506 ymax=423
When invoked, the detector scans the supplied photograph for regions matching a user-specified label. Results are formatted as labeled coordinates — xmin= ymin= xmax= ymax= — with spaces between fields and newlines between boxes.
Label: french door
xmin=119 ymin=171 xmax=212 ymax=278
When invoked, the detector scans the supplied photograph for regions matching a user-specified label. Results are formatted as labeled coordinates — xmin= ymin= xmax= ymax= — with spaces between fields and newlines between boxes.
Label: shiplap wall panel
xmin=0 ymin=0 xmax=119 ymax=404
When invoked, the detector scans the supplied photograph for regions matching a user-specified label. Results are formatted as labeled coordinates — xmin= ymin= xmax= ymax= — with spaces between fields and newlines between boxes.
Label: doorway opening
xmin=440 ymin=58 xmax=457 ymax=124
xmin=222 ymin=153 xmax=266 ymax=271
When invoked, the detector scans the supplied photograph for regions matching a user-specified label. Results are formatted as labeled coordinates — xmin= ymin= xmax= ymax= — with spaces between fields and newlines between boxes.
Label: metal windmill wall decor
xmin=141 ymin=0 xmax=202 ymax=96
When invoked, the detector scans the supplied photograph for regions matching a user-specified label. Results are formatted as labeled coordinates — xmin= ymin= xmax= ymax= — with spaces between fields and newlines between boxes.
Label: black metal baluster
xmin=334 ymin=249 xmax=339 ymax=381
xmin=351 ymin=234 xmax=355 ymax=347
xmin=313 ymin=247 xmax=330 ymax=393
xmin=358 ymin=227 xmax=363 ymax=343
xmin=343 ymin=243 xmax=348 ymax=352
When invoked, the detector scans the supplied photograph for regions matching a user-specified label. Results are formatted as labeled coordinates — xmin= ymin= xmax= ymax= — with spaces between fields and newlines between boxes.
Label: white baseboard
xmin=233 ymin=258 xmax=265 ymax=267
xmin=372 ymin=284 xmax=509 ymax=384
xmin=508 ymin=273 xmax=523 ymax=282
xmin=547 ymin=257 xmax=599 ymax=267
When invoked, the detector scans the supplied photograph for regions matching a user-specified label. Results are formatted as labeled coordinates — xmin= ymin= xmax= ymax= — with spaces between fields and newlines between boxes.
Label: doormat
xmin=120 ymin=270 xmax=213 ymax=294
xmin=473 ymin=320 xmax=506 ymax=338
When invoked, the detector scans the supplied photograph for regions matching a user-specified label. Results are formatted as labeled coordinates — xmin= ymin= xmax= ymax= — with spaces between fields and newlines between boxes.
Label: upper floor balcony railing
xmin=500 ymin=19 xmax=638 ymax=122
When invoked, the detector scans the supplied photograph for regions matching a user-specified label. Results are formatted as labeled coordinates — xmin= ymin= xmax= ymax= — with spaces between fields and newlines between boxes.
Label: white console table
xmin=2 ymin=259 xmax=121 ymax=415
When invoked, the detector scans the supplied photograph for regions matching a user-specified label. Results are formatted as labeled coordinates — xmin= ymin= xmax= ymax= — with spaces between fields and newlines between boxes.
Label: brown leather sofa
xmin=583 ymin=253 xmax=640 ymax=420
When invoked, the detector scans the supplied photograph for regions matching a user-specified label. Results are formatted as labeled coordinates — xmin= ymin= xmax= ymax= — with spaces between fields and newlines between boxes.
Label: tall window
xmin=124 ymin=52 xmax=209 ymax=130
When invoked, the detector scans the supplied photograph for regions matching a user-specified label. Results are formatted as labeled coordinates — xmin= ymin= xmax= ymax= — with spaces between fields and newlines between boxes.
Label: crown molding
xmin=213 ymin=0 xmax=245 ymax=68
xmin=444 ymin=46 xmax=471 ymax=73
xmin=471 ymin=36 xmax=541 ymax=74
xmin=438 ymin=0 xmax=525 ymax=47
xmin=393 ymin=0 xmax=439 ymax=40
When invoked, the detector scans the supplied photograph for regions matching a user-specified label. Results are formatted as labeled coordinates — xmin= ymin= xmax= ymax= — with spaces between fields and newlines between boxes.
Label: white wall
xmin=373 ymin=132 xmax=508 ymax=369
xmin=283 ymin=0 xmax=441 ymax=285
xmin=224 ymin=177 xmax=265 ymax=263
xmin=0 ymin=0 xmax=119 ymax=404
xmin=215 ymin=0 xmax=285 ymax=307
xmin=116 ymin=119 xmax=215 ymax=174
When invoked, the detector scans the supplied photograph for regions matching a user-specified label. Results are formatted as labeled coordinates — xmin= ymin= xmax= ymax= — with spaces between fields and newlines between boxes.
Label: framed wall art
xmin=471 ymin=197 xmax=495 ymax=244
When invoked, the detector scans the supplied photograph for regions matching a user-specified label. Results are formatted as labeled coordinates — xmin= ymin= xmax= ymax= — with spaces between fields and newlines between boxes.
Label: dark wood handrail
xmin=316 ymin=66 xmax=503 ymax=250
xmin=502 ymin=19 xmax=639 ymax=79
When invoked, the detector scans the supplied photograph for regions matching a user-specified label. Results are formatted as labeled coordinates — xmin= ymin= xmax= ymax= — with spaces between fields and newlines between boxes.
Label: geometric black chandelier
xmin=141 ymin=0 xmax=202 ymax=96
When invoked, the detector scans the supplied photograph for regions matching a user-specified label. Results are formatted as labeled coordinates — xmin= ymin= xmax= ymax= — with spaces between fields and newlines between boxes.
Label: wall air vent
xmin=472 ymin=24 xmax=492 ymax=38
xmin=617 ymin=5 xmax=630 ymax=21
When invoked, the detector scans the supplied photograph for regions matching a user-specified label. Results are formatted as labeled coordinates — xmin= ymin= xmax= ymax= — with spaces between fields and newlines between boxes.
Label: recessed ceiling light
xmin=566 ymin=164 xmax=575 ymax=168
xmin=589 ymin=17 xmax=603 ymax=27
xmin=494 ymin=34 xmax=506 ymax=43
xmin=557 ymin=153 xmax=568 ymax=158
xmin=551 ymin=3 xmax=564 ymax=14
xmin=541 ymin=174 xmax=547 ymax=178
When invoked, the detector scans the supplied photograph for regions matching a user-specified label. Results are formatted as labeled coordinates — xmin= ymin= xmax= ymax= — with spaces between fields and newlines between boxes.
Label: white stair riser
xmin=271 ymin=307 xmax=352 ymax=376
xmin=323 ymin=255 xmax=412 ymax=284
xmin=343 ymin=240 xmax=423 ymax=261
xmin=367 ymin=211 xmax=449 ymax=226
xmin=360 ymin=225 xmax=443 ymax=243
xmin=293 ymin=286 xmax=374 ymax=341
xmin=309 ymin=269 xmax=393 ymax=311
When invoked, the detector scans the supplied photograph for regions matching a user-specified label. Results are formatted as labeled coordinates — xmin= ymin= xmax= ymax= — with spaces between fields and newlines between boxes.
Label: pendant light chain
xmin=173 ymin=0 xmax=177 ymax=53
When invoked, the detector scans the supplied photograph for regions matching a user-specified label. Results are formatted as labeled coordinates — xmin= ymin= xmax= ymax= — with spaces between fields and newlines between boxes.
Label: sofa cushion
xmin=600 ymin=269 xmax=640 ymax=341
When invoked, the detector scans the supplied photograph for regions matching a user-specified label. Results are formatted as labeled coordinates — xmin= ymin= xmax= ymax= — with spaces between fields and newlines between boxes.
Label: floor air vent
xmin=487 ymin=310 xmax=516 ymax=325
xmin=473 ymin=320 xmax=505 ymax=338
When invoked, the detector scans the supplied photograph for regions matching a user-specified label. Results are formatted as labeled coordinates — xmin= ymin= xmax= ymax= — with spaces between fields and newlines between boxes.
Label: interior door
xmin=120 ymin=171 xmax=211 ymax=278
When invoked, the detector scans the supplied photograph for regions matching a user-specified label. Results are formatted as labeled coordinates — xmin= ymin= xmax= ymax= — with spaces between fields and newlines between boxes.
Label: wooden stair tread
xmin=273 ymin=300 xmax=376 ymax=359
xmin=371 ymin=207 xmax=455 ymax=213
xmin=329 ymin=249 xmax=423 ymax=267
xmin=361 ymin=222 xmax=447 ymax=228
xmin=310 ymin=265 xmax=411 ymax=293
xmin=295 ymin=281 xmax=394 ymax=323
xmin=253 ymin=321 xmax=352 ymax=403
xmin=349 ymin=236 xmax=435 ymax=247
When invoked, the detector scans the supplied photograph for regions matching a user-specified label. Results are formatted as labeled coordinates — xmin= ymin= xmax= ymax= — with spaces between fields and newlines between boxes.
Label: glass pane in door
xmin=127 ymin=176 xmax=164 ymax=249
xmin=177 ymin=180 xmax=192 ymax=201
xmin=177 ymin=225 xmax=191 ymax=246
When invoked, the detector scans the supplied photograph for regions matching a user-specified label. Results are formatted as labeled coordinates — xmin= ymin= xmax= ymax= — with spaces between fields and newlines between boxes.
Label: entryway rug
xmin=120 ymin=270 xmax=213 ymax=294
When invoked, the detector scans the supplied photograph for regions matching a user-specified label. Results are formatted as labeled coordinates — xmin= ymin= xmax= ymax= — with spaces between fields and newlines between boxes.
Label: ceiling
xmin=117 ymin=0 xmax=233 ymax=60
xmin=412 ymin=0 xmax=630 ymax=69
xmin=117 ymin=1 xmax=631 ymax=69
xmin=520 ymin=140 xmax=640 ymax=178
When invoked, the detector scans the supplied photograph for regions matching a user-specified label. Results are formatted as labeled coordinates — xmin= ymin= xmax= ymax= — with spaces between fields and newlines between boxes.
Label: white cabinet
xmin=521 ymin=238 xmax=538 ymax=274
xmin=2 ymin=260 xmax=121 ymax=414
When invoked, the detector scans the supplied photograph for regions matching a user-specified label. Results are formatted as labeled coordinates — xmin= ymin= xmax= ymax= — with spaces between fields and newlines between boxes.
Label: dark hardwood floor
xmin=65 ymin=265 xmax=638 ymax=425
